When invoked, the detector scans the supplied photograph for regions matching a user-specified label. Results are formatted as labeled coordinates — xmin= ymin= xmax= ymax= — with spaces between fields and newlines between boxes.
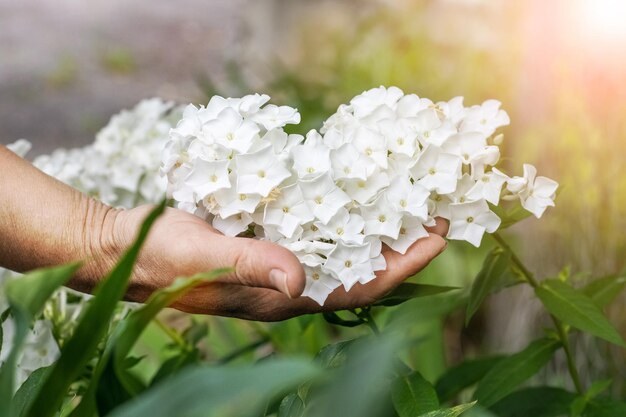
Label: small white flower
xmin=508 ymin=164 xmax=559 ymax=218
xmin=381 ymin=215 xmax=429 ymax=254
xmin=466 ymin=168 xmax=508 ymax=205
xmin=323 ymin=241 xmax=376 ymax=290
xmin=447 ymin=199 xmax=501 ymax=247
xmin=213 ymin=178 xmax=262 ymax=218
xmin=384 ymin=176 xmax=430 ymax=220
xmin=342 ymin=170 xmax=390 ymax=205
xmin=378 ymin=117 xmax=419 ymax=156
xmin=212 ymin=212 xmax=253 ymax=237
xmin=234 ymin=146 xmax=290 ymax=197
xmin=330 ymin=143 xmax=371 ymax=181
xmin=350 ymin=86 xmax=404 ymax=118
xmin=315 ymin=208 xmax=365 ymax=244
xmin=299 ymin=173 xmax=351 ymax=224
xmin=460 ymin=99 xmax=510 ymax=137
xmin=183 ymin=158 xmax=231 ymax=200
xmin=411 ymin=146 xmax=462 ymax=194
xmin=291 ymin=131 xmax=331 ymax=179
xmin=409 ymin=108 xmax=457 ymax=147
xmin=203 ymin=107 xmax=259 ymax=154
xmin=302 ymin=265 xmax=342 ymax=306
xmin=264 ymin=184 xmax=314 ymax=238
xmin=360 ymin=196 xmax=403 ymax=239
xmin=351 ymin=127 xmax=389 ymax=169
xmin=251 ymin=104 xmax=301 ymax=130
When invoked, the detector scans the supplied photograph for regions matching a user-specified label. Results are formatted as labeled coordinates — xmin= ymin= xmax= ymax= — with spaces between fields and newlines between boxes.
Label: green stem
xmin=154 ymin=318 xmax=188 ymax=350
xmin=360 ymin=308 xmax=380 ymax=335
xmin=492 ymin=232 xmax=584 ymax=394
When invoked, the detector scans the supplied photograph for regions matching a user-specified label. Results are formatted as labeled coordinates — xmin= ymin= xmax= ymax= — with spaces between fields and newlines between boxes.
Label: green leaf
xmin=305 ymin=335 xmax=403 ymax=417
xmin=435 ymin=356 xmax=505 ymax=401
xmin=12 ymin=366 xmax=52 ymax=417
xmin=466 ymin=249 xmax=520 ymax=325
xmin=322 ymin=311 xmax=365 ymax=328
xmin=76 ymin=268 xmax=230 ymax=416
xmin=108 ymin=359 xmax=319 ymax=417
xmin=313 ymin=339 xmax=356 ymax=369
xmin=374 ymin=283 xmax=460 ymax=307
xmin=0 ymin=263 xmax=80 ymax=414
xmin=24 ymin=201 xmax=166 ymax=417
xmin=392 ymin=371 xmax=439 ymax=417
xmin=489 ymin=386 xmax=576 ymax=417
xmin=535 ymin=279 xmax=625 ymax=346
xmin=583 ymin=398 xmax=626 ymax=417
xmin=417 ymin=402 xmax=476 ymax=417
xmin=474 ymin=338 xmax=560 ymax=407
xmin=278 ymin=392 xmax=305 ymax=417
xmin=582 ymin=274 xmax=626 ymax=308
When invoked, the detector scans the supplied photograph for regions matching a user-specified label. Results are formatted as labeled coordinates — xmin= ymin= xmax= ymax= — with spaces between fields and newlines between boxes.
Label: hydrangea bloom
xmin=163 ymin=87 xmax=558 ymax=306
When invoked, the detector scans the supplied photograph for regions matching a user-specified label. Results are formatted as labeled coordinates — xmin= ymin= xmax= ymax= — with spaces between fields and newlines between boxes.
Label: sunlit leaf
xmin=474 ymin=338 xmax=560 ymax=407
xmin=582 ymin=274 xmax=626 ymax=308
xmin=535 ymin=279 xmax=625 ymax=346
xmin=417 ymin=401 xmax=476 ymax=417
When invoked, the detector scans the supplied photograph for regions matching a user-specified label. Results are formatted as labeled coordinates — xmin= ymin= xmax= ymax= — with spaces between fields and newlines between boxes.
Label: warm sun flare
xmin=575 ymin=0 xmax=626 ymax=43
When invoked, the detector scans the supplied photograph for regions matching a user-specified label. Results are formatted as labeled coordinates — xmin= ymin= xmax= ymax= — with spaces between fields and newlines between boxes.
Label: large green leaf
xmin=473 ymin=338 xmax=560 ymax=407
xmin=392 ymin=371 xmax=439 ymax=417
xmin=11 ymin=366 xmax=52 ymax=417
xmin=108 ymin=359 xmax=319 ymax=417
xmin=466 ymin=249 xmax=520 ymax=325
xmin=582 ymin=274 xmax=626 ymax=308
xmin=24 ymin=201 xmax=166 ymax=417
xmin=0 ymin=263 xmax=79 ymax=416
xmin=583 ymin=398 xmax=626 ymax=417
xmin=535 ymin=279 xmax=625 ymax=346
xmin=374 ymin=283 xmax=460 ymax=307
xmin=435 ymin=356 xmax=505 ymax=401
xmin=278 ymin=392 xmax=305 ymax=417
xmin=489 ymin=386 xmax=576 ymax=417
xmin=417 ymin=402 xmax=476 ymax=417
xmin=304 ymin=335 xmax=402 ymax=417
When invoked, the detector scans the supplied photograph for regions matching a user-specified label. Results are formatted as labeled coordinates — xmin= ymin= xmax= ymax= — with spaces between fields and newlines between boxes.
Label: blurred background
xmin=2 ymin=0 xmax=626 ymax=398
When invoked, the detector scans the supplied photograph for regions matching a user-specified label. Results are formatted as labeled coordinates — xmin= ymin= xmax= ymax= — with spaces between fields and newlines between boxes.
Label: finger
xmin=209 ymin=235 xmax=306 ymax=299
xmin=378 ymin=232 xmax=447 ymax=284
xmin=425 ymin=217 xmax=449 ymax=237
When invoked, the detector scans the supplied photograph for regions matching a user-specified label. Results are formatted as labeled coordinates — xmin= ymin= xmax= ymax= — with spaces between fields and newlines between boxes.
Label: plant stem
xmin=154 ymin=318 xmax=188 ymax=350
xmin=360 ymin=308 xmax=381 ymax=335
xmin=492 ymin=232 xmax=584 ymax=394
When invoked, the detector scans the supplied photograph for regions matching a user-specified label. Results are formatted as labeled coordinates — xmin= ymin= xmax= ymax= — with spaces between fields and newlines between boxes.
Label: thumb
xmin=210 ymin=235 xmax=306 ymax=298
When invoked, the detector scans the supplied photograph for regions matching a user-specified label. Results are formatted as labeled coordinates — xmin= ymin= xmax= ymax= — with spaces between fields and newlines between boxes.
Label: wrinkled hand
xmin=109 ymin=206 xmax=448 ymax=321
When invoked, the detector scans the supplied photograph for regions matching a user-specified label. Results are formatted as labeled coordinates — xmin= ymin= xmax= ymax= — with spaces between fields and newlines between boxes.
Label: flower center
xmin=312 ymin=272 xmax=320 ymax=281
xmin=343 ymin=166 xmax=351 ymax=174
xmin=365 ymin=148 xmax=373 ymax=156
xmin=396 ymin=137 xmax=405 ymax=145
xmin=210 ymin=174 xmax=218 ymax=182
xmin=400 ymin=227 xmax=406 ymax=235
xmin=306 ymin=167 xmax=315 ymax=174
xmin=428 ymin=167 xmax=436 ymax=175
xmin=466 ymin=216 xmax=474 ymax=223
xmin=314 ymin=196 xmax=324 ymax=205
xmin=357 ymin=181 xmax=366 ymax=188
xmin=310 ymin=224 xmax=319 ymax=232
xmin=226 ymin=132 xmax=235 ymax=141
xmin=399 ymin=199 xmax=407 ymax=208
xmin=239 ymin=194 xmax=247 ymax=201
xmin=459 ymin=196 xmax=466 ymax=203
xmin=257 ymin=170 xmax=266 ymax=178
xmin=423 ymin=131 xmax=430 ymax=139
xmin=378 ymin=214 xmax=386 ymax=223
xmin=482 ymin=176 xmax=490 ymax=183
xmin=344 ymin=260 xmax=353 ymax=268
xmin=336 ymin=227 xmax=344 ymax=235
xmin=282 ymin=206 xmax=290 ymax=213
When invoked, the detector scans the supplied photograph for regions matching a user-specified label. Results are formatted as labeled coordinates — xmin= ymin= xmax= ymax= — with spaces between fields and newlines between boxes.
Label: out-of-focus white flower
xmin=448 ymin=199 xmax=501 ymax=247
xmin=6 ymin=139 xmax=32 ymax=157
xmin=460 ymin=99 xmax=510 ymax=137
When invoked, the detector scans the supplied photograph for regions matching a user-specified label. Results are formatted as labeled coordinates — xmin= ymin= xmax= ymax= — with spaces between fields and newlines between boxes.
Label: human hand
xmin=96 ymin=205 xmax=448 ymax=321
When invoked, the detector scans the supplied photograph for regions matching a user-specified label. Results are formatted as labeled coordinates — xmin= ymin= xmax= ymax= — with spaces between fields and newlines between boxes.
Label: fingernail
xmin=269 ymin=269 xmax=291 ymax=298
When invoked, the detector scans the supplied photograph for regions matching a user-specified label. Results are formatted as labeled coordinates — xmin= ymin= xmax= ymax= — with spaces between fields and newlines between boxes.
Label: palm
xmin=119 ymin=206 xmax=447 ymax=321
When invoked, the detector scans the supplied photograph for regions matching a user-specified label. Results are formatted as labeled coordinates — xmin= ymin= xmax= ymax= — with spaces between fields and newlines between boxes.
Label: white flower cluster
xmin=163 ymin=87 xmax=558 ymax=305
xmin=33 ymin=98 xmax=182 ymax=207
